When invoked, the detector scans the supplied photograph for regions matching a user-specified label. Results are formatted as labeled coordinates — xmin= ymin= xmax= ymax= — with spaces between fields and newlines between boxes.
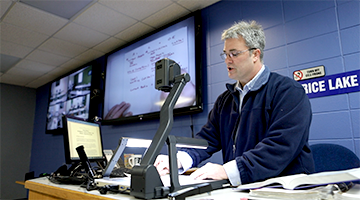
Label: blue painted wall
xmin=30 ymin=0 xmax=360 ymax=175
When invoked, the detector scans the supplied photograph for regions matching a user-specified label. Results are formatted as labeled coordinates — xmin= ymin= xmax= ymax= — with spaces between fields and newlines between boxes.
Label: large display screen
xmin=46 ymin=65 xmax=92 ymax=133
xmin=102 ymin=13 xmax=202 ymax=124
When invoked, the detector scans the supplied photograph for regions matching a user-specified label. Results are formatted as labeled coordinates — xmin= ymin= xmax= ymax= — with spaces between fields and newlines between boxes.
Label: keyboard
xmin=110 ymin=167 xmax=132 ymax=178
xmin=49 ymin=175 xmax=87 ymax=185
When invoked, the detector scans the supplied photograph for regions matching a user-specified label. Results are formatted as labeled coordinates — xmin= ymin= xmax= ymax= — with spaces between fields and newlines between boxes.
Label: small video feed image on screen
xmin=46 ymin=65 xmax=92 ymax=132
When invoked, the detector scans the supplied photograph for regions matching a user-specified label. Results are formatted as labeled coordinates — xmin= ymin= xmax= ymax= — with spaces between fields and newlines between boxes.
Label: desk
xmin=24 ymin=177 xmax=360 ymax=200
xmin=24 ymin=177 xmax=256 ymax=200
xmin=25 ymin=178 xmax=132 ymax=200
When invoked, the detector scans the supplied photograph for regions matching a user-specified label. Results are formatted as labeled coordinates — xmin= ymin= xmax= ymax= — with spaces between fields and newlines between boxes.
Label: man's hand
xmin=190 ymin=163 xmax=228 ymax=180
xmin=154 ymin=155 xmax=182 ymax=176
xmin=105 ymin=102 xmax=132 ymax=119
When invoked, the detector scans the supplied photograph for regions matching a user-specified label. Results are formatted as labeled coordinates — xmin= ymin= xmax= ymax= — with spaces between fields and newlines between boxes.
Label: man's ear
xmin=252 ymin=49 xmax=261 ymax=63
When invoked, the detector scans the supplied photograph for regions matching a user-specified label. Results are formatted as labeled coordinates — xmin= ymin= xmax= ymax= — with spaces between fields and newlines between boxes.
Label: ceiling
xmin=0 ymin=0 xmax=220 ymax=88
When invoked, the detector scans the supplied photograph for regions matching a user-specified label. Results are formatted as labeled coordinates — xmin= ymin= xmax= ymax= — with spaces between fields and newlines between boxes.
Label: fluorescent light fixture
xmin=123 ymin=137 xmax=207 ymax=149
xmin=154 ymin=97 xmax=195 ymax=106
xmin=174 ymin=144 xmax=207 ymax=149
xmin=125 ymin=137 xmax=152 ymax=148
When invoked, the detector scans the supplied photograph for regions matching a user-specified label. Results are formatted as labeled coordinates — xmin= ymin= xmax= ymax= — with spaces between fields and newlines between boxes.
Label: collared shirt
xmin=235 ymin=65 xmax=266 ymax=113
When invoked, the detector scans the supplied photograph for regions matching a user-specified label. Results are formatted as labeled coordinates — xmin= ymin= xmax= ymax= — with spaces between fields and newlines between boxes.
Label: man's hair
xmin=221 ymin=21 xmax=265 ymax=61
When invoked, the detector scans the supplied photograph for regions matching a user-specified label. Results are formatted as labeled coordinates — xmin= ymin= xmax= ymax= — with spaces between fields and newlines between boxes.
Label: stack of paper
xmin=249 ymin=187 xmax=324 ymax=200
xmin=235 ymin=168 xmax=360 ymax=200
xmin=237 ymin=167 xmax=360 ymax=190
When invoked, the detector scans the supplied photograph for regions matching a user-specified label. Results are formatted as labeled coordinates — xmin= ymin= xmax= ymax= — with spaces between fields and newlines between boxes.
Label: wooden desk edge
xmin=16 ymin=181 xmax=25 ymax=185
xmin=25 ymin=179 xmax=114 ymax=200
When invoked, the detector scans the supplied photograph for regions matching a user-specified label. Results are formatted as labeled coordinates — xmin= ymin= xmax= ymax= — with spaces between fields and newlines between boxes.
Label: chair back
xmin=310 ymin=143 xmax=360 ymax=173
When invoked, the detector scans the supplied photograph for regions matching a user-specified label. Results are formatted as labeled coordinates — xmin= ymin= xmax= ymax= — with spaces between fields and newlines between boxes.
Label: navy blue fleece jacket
xmin=183 ymin=66 xmax=315 ymax=184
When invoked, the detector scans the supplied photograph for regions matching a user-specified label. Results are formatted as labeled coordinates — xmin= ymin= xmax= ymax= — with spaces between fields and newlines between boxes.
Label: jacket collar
xmin=226 ymin=65 xmax=271 ymax=94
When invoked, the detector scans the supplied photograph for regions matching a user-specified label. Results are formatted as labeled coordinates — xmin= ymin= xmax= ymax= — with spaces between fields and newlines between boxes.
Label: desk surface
xmin=24 ymin=177 xmax=256 ymax=200
xmin=25 ymin=177 xmax=128 ymax=200
xmin=24 ymin=177 xmax=360 ymax=200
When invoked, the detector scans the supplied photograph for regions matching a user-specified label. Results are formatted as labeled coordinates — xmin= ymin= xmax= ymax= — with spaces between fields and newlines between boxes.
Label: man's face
xmin=223 ymin=37 xmax=257 ymax=86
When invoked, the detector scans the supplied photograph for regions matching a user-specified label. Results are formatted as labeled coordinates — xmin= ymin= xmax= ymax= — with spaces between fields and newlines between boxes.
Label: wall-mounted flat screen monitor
xmin=46 ymin=64 xmax=93 ymax=134
xmin=102 ymin=12 xmax=202 ymax=125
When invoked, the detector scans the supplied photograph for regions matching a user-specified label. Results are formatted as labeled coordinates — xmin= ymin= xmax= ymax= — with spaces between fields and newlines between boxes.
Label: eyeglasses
xmin=220 ymin=48 xmax=256 ymax=60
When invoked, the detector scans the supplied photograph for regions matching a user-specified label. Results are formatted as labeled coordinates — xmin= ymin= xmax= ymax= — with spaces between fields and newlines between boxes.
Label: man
xmin=155 ymin=21 xmax=315 ymax=186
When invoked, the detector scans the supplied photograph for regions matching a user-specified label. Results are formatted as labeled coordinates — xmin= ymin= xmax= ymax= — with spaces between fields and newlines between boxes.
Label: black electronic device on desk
xmin=49 ymin=116 xmax=107 ymax=185
xmin=129 ymin=58 xmax=230 ymax=199
xmin=103 ymin=145 xmax=133 ymax=178
xmin=62 ymin=116 xmax=106 ymax=168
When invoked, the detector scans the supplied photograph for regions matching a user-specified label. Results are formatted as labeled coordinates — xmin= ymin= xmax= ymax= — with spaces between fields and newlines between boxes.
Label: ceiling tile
xmin=0 ymin=73 xmax=33 ymax=86
xmin=99 ymin=0 xmax=173 ymax=21
xmin=0 ymin=40 xmax=33 ymax=58
xmin=60 ymin=58 xmax=88 ymax=72
xmin=142 ymin=3 xmax=190 ymax=28
xmin=38 ymin=37 xmax=88 ymax=58
xmin=177 ymin=0 xmax=220 ymax=11
xmin=73 ymin=3 xmax=138 ymax=35
xmin=75 ymin=49 xmax=105 ymax=62
xmin=0 ymin=53 xmax=21 ymax=73
xmin=7 ymin=65 xmax=45 ymax=78
xmin=114 ymin=22 xmax=155 ymax=42
xmin=54 ymin=22 xmax=109 ymax=48
xmin=26 ymin=50 xmax=70 ymax=66
xmin=0 ymin=0 xmax=13 ymax=18
xmin=93 ymin=37 xmax=127 ymax=53
xmin=3 ymin=2 xmax=68 ymax=35
xmin=15 ymin=59 xmax=56 ymax=73
xmin=1 ymin=67 xmax=44 ymax=86
xmin=26 ymin=73 xmax=58 ymax=88
xmin=48 ymin=66 xmax=74 ymax=78
xmin=1 ymin=22 xmax=50 ymax=48
xmin=20 ymin=0 xmax=94 ymax=19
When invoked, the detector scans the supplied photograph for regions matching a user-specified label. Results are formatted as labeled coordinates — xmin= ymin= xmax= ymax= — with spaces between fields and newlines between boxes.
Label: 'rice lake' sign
xmin=298 ymin=69 xmax=360 ymax=99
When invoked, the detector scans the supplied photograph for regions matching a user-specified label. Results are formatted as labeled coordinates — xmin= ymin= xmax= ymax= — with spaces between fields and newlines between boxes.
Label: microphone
xmin=76 ymin=145 xmax=95 ymax=179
